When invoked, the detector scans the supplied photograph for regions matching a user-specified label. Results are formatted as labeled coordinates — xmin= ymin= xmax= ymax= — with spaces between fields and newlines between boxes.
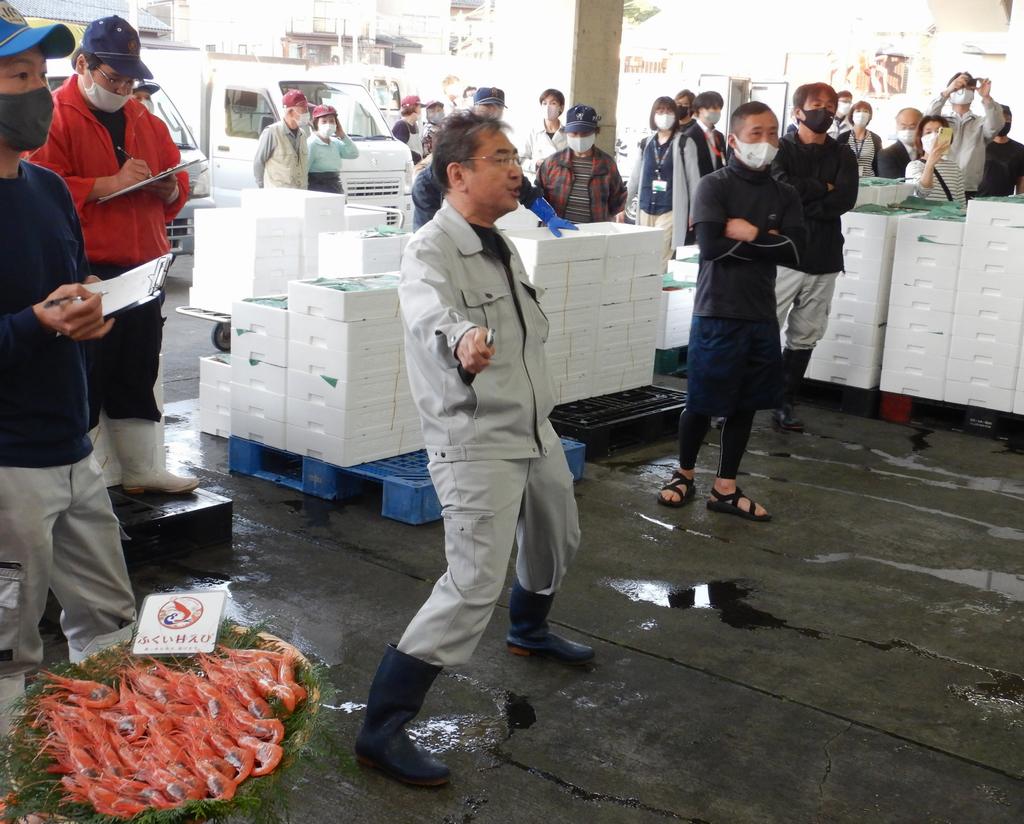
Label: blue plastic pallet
xmin=228 ymin=436 xmax=586 ymax=526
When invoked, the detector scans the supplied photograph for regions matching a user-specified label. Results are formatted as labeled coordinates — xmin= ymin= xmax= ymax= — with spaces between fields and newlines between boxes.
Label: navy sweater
xmin=0 ymin=161 xmax=92 ymax=468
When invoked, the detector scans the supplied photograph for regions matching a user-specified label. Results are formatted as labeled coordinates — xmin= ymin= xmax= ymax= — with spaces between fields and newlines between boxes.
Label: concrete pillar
xmin=568 ymin=0 xmax=625 ymax=155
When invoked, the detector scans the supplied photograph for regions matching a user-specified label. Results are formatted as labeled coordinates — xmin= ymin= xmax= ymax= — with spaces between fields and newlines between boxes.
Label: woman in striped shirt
xmin=905 ymin=115 xmax=966 ymax=206
xmin=837 ymin=100 xmax=882 ymax=177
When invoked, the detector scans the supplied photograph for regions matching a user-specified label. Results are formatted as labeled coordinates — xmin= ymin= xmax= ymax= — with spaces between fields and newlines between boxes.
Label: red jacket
xmin=30 ymin=76 xmax=188 ymax=267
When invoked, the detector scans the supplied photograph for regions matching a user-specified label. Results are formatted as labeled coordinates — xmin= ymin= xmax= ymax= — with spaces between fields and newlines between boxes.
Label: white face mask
xmin=317 ymin=121 xmax=335 ymax=139
xmin=950 ymin=89 xmax=974 ymax=106
xmin=837 ymin=101 xmax=852 ymax=117
xmin=82 ymin=71 xmax=129 ymax=113
xmin=654 ymin=112 xmax=676 ymax=131
xmin=732 ymin=138 xmax=778 ymax=170
xmin=140 ymin=98 xmax=154 ymax=114
xmin=921 ymin=132 xmax=940 ymax=154
xmin=897 ymin=128 xmax=916 ymax=147
xmin=567 ymin=134 xmax=595 ymax=153
xmin=297 ymin=112 xmax=311 ymax=128
xmin=852 ymin=111 xmax=870 ymax=127
xmin=542 ymin=104 xmax=560 ymax=122
xmin=702 ymin=109 xmax=722 ymax=126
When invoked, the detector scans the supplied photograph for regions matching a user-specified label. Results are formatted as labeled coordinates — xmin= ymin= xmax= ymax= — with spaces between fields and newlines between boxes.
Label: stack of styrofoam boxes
xmin=190 ymin=208 xmax=303 ymax=315
xmin=659 ymin=245 xmax=700 ymax=350
xmin=504 ymin=229 xmax=607 ymax=404
xmin=199 ymin=353 xmax=231 ymax=438
xmin=285 ymin=275 xmax=421 ymax=467
xmin=808 ymin=208 xmax=918 ymax=388
xmin=241 ymin=189 xmax=348 ymax=278
xmin=318 ymin=229 xmax=411 ymax=278
xmin=945 ymin=198 xmax=1024 ymax=411
xmin=229 ymin=296 xmax=290 ymax=448
xmin=854 ymin=180 xmax=916 ymax=208
xmin=880 ymin=214 xmax=965 ymax=400
xmin=581 ymin=222 xmax=664 ymax=395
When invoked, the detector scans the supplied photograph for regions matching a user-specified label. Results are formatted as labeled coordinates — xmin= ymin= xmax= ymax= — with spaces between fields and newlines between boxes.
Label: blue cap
xmin=564 ymin=104 xmax=599 ymax=133
xmin=473 ymin=87 xmax=506 ymax=108
xmin=82 ymin=15 xmax=152 ymax=79
xmin=0 ymin=1 xmax=75 ymax=59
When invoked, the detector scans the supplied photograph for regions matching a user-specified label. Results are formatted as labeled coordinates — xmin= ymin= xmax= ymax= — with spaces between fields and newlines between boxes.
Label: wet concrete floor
xmin=57 ymin=260 xmax=1024 ymax=822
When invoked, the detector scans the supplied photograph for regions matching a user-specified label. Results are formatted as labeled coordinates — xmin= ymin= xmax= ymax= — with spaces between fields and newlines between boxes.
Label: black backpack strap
xmin=933 ymin=168 xmax=955 ymax=201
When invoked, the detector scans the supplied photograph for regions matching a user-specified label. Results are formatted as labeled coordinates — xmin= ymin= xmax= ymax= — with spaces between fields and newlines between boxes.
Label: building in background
xmin=20 ymin=0 xmax=171 ymax=42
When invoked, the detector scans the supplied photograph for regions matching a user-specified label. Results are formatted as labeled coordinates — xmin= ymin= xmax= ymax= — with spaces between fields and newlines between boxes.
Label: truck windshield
xmin=148 ymin=88 xmax=198 ymax=150
xmin=279 ymin=81 xmax=390 ymax=140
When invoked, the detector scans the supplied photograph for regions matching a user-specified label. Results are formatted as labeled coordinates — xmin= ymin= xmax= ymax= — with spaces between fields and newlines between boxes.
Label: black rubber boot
xmin=354 ymin=645 xmax=450 ymax=786
xmin=506 ymin=580 xmax=594 ymax=664
xmin=773 ymin=348 xmax=813 ymax=433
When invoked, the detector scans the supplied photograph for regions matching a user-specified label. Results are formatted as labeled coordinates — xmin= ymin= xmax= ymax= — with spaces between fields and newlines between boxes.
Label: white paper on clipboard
xmin=84 ymin=254 xmax=173 ymax=317
xmin=96 ymin=157 xmax=203 ymax=203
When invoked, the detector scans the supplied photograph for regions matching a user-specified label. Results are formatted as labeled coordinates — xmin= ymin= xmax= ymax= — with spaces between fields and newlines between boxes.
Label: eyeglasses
xmin=93 ymin=66 xmax=134 ymax=92
xmin=464 ymin=154 xmax=522 ymax=168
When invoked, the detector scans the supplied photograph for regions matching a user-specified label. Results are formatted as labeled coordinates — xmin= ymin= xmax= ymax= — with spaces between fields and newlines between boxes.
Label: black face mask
xmin=677 ymin=105 xmax=691 ymax=119
xmin=800 ymin=108 xmax=834 ymax=135
xmin=0 ymin=86 xmax=54 ymax=152
xmin=998 ymin=122 xmax=1011 ymax=137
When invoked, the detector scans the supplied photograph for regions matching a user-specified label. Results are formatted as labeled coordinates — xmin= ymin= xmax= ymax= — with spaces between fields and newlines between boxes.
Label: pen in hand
xmin=43 ymin=295 xmax=84 ymax=309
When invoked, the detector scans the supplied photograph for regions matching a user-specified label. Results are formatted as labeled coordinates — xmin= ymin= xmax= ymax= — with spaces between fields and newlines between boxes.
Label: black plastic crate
xmin=797 ymin=379 xmax=880 ymax=419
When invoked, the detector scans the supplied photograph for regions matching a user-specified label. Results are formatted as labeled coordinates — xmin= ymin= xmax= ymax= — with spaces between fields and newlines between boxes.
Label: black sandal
xmin=706 ymin=487 xmax=771 ymax=522
xmin=657 ymin=471 xmax=696 ymax=508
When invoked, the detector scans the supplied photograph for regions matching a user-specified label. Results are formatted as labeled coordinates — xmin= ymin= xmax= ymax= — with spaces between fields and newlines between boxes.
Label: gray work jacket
xmin=926 ymin=94 xmax=1005 ymax=191
xmin=399 ymin=200 xmax=557 ymax=463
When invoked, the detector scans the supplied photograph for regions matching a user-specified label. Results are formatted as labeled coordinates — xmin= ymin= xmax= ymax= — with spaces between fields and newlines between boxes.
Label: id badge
xmin=652 ymin=179 xmax=668 ymax=194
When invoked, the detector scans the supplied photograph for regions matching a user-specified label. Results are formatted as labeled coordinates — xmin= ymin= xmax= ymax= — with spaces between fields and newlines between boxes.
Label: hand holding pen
xmin=32 ymin=283 xmax=114 ymax=342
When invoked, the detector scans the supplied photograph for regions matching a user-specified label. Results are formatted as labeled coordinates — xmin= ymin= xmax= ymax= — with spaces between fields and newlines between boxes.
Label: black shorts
xmin=685 ymin=315 xmax=784 ymax=416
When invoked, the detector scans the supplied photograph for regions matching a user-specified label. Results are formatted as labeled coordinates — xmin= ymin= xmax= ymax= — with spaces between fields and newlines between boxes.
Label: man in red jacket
xmin=32 ymin=15 xmax=196 ymax=493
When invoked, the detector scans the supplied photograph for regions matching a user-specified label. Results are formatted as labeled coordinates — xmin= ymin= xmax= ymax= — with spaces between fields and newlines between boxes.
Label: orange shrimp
xmin=127 ymin=668 xmax=176 ymax=704
xmin=207 ymin=730 xmax=255 ymax=782
xmin=237 ymin=734 xmax=283 ymax=777
xmin=220 ymin=694 xmax=285 ymax=743
xmin=99 ymin=710 xmax=148 ymax=741
xmin=137 ymin=760 xmax=204 ymax=803
xmin=219 ymin=657 xmax=298 ymax=714
xmin=191 ymin=754 xmax=238 ymax=800
xmin=86 ymin=784 xmax=149 ymax=818
xmin=208 ymin=667 xmax=274 ymax=719
xmin=40 ymin=672 xmax=118 ymax=709
xmin=45 ymin=718 xmax=102 ymax=779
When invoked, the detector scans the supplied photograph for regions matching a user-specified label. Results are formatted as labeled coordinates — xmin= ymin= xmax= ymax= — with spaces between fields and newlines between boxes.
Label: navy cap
xmin=133 ymin=81 xmax=160 ymax=95
xmin=82 ymin=15 xmax=152 ymax=79
xmin=0 ymin=1 xmax=75 ymax=59
xmin=474 ymin=87 xmax=506 ymax=108
xmin=564 ymin=104 xmax=599 ymax=133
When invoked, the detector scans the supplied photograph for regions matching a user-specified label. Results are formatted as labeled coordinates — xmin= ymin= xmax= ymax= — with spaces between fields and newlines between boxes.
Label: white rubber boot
xmin=108 ymin=418 xmax=198 ymax=494
xmin=0 ymin=673 xmax=25 ymax=738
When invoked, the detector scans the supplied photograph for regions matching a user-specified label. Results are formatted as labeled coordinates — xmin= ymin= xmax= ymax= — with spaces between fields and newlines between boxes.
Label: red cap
xmin=400 ymin=95 xmax=421 ymax=108
xmin=311 ymin=104 xmax=337 ymax=120
xmin=282 ymin=89 xmax=308 ymax=108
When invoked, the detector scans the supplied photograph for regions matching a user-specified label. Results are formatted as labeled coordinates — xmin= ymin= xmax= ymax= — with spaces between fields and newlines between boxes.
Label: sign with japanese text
xmin=132 ymin=591 xmax=227 ymax=656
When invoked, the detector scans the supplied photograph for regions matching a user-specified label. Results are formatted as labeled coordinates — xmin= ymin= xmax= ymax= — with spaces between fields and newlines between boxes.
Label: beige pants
xmin=776 ymin=267 xmax=840 ymax=350
xmin=638 ymin=209 xmax=675 ymax=270
xmin=398 ymin=423 xmax=580 ymax=668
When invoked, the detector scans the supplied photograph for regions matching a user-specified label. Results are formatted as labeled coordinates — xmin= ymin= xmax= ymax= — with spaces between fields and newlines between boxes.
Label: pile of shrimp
xmin=31 ymin=647 xmax=306 ymax=819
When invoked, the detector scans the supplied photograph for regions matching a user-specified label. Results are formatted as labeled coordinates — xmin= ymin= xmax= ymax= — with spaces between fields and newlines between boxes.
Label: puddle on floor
xmin=910 ymin=427 xmax=933 ymax=453
xmin=949 ymin=674 xmax=1024 ymax=721
xmin=504 ymin=692 xmax=536 ymax=735
xmin=407 ymin=715 xmax=505 ymax=754
xmin=807 ymin=553 xmax=1024 ymax=603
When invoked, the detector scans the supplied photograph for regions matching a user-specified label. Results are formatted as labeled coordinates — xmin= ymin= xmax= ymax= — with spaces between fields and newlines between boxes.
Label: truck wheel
xmin=212 ymin=322 xmax=231 ymax=352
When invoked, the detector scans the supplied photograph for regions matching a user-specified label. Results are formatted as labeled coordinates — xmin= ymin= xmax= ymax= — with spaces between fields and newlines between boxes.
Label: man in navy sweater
xmin=0 ymin=4 xmax=136 ymax=736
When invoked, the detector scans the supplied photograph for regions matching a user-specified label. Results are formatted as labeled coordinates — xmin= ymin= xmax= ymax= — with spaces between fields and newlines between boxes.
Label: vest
xmin=263 ymin=121 xmax=309 ymax=189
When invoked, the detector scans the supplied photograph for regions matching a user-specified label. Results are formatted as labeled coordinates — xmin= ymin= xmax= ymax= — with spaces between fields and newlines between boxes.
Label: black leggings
xmin=678 ymin=409 xmax=756 ymax=481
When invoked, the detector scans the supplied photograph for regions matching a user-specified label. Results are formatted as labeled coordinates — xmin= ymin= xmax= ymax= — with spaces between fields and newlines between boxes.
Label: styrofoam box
xmin=286 ymin=397 xmax=396 ymax=439
xmin=231 ymin=409 xmax=286 ymax=449
xmin=880 ymin=369 xmax=945 ymax=400
xmin=199 ymin=406 xmax=231 ymax=439
xmin=232 ymin=297 xmax=289 ymax=339
xmin=953 ymin=292 xmax=1024 ymax=325
xmin=526 ymin=262 xmax=569 ymax=289
xmin=894 ymin=239 xmax=963 ymax=270
xmin=948 ymin=336 xmax=1021 ymax=369
xmin=634 ymin=250 xmax=664 ymax=277
xmin=896 ymin=215 xmax=965 ymax=247
xmin=540 ymin=283 xmax=599 ymax=312
xmin=842 ymin=210 xmax=902 ymax=243
xmin=230 ymin=383 xmax=286 ymax=422
xmin=951 ymin=314 xmax=1023 ymax=348
xmin=544 ymin=334 xmax=571 ymax=360
xmin=943 ymin=380 xmax=1015 ymax=410
xmin=888 ymin=284 xmax=956 ymax=314
xmin=560 ymin=305 xmax=599 ymax=334
xmin=577 ymin=222 xmax=664 ymax=257
xmin=884 ymin=328 xmax=950 ymax=361
xmin=842 ymin=253 xmax=894 ymax=284
xmin=955 ymin=267 xmax=1024 ymax=300
xmin=886 ymin=305 xmax=953 ymax=335
xmin=231 ymin=328 xmax=288 ymax=369
xmin=188 ymin=286 xmax=233 ymax=315
xmin=600 ymin=280 xmax=630 ymax=305
xmin=604 ymin=255 xmax=636 ymax=282
xmin=289 ymin=339 xmax=400 ymax=383
xmin=318 ymin=231 xmax=405 ymax=278
xmin=820 ymin=319 xmax=885 ymax=349
xmin=504 ymin=228 xmax=606 ymax=266
xmin=287 ymin=275 xmax=400 ymax=322
xmin=807 ymin=358 xmax=881 ymax=389
xmin=599 ymin=302 xmax=632 ymax=328
xmin=632 ymin=298 xmax=660 ymax=323
xmin=629 ymin=319 xmax=657 ymax=347
xmin=631 ymin=275 xmax=663 ymax=302
xmin=830 ymin=297 xmax=887 ymax=327
xmin=890 ymin=262 xmax=960 ymax=294
xmin=811 ymin=340 xmax=883 ymax=370
xmin=881 ymin=347 xmax=949 ymax=380
xmin=231 ymin=357 xmax=287 ymax=395
xmin=945 ymin=357 xmax=1018 ymax=390
xmin=287 ymin=369 xmax=407 ymax=408
xmin=965 ymin=197 xmax=1024 ymax=228
xmin=288 ymin=311 xmax=401 ymax=351
xmin=962 ymin=223 xmax=1024 ymax=261
xmin=286 ymin=425 xmax=402 ymax=468
xmin=569 ymin=258 xmax=604 ymax=285
xmin=344 ymin=206 xmax=385 ymax=231
xmin=194 ymin=209 xmax=302 ymax=261
xmin=661 ymin=287 xmax=696 ymax=313
xmin=834 ymin=275 xmax=890 ymax=306
xmin=241 ymin=187 xmax=346 ymax=220
xmin=843 ymin=234 xmax=896 ymax=266
xmin=199 ymin=354 xmax=232 ymax=392
xmin=657 ymin=323 xmax=691 ymax=350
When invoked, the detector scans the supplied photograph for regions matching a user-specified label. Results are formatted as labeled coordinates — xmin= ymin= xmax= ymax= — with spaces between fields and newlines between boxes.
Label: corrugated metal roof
xmin=14 ymin=1 xmax=170 ymax=32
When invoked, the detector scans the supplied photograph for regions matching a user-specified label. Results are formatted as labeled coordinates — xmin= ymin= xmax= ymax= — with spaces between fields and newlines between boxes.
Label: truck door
xmin=211 ymin=86 xmax=277 ymax=206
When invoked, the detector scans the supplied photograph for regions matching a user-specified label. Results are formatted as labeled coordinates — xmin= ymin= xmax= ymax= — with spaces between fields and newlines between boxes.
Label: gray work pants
xmin=398 ymin=423 xmax=580 ymax=667
xmin=776 ymin=267 xmax=840 ymax=351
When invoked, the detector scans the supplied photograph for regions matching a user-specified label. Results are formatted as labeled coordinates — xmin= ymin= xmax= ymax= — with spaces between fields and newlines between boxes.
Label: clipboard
xmin=84 ymin=254 xmax=173 ymax=318
xmin=96 ymin=157 xmax=203 ymax=203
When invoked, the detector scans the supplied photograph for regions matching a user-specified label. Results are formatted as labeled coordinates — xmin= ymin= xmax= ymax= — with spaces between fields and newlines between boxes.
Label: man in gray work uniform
xmin=355 ymin=110 xmax=592 ymax=787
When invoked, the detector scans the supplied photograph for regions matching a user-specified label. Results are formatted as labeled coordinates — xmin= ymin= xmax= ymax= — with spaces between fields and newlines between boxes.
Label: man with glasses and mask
xmin=32 ymin=15 xmax=195 ymax=494
xmin=355 ymin=110 xmax=592 ymax=788
xmin=410 ymin=86 xmax=576 ymax=236
xmin=770 ymin=83 xmax=858 ymax=433
xmin=254 ymin=89 xmax=310 ymax=189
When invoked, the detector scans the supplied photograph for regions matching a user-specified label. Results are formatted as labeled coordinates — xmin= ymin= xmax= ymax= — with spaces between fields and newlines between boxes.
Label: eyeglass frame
xmin=462 ymin=153 xmax=522 ymax=169
xmin=92 ymin=65 xmax=135 ymax=92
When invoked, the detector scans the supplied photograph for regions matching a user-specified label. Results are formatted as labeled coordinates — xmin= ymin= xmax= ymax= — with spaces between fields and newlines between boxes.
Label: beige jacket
xmin=399 ymin=201 xmax=557 ymax=463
